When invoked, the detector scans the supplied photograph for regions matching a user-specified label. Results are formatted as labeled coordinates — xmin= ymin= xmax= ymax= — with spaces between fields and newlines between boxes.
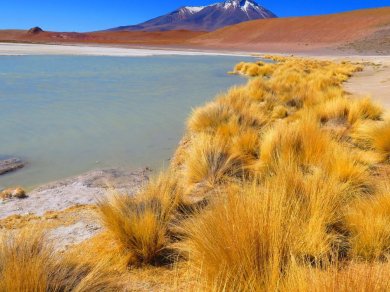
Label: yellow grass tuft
xmin=0 ymin=230 xmax=51 ymax=291
xmin=187 ymin=102 xmax=235 ymax=134
xmin=370 ymin=121 xmax=390 ymax=161
xmin=346 ymin=184 xmax=390 ymax=260
xmin=0 ymin=229 xmax=120 ymax=291
xmin=180 ymin=183 xmax=297 ymax=291
xmin=348 ymin=97 xmax=383 ymax=125
xmin=184 ymin=133 xmax=246 ymax=193
xmin=233 ymin=61 xmax=275 ymax=77
xmin=97 ymin=172 xmax=182 ymax=266
xmin=351 ymin=119 xmax=390 ymax=161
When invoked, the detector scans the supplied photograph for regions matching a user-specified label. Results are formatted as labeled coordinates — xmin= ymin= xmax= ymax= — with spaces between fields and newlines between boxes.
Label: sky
xmin=1 ymin=0 xmax=389 ymax=32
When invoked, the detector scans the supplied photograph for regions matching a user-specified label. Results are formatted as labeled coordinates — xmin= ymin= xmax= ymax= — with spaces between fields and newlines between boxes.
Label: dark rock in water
xmin=0 ymin=157 xmax=25 ymax=175
xmin=28 ymin=26 xmax=44 ymax=34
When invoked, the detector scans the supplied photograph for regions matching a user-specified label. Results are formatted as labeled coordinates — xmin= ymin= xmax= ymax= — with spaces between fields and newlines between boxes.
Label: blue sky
xmin=1 ymin=0 xmax=389 ymax=32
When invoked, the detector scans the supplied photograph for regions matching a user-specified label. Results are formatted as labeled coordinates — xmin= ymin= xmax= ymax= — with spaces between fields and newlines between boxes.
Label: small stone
xmin=0 ymin=189 xmax=13 ymax=200
xmin=0 ymin=187 xmax=27 ymax=200
xmin=12 ymin=187 xmax=27 ymax=199
xmin=44 ymin=212 xmax=58 ymax=220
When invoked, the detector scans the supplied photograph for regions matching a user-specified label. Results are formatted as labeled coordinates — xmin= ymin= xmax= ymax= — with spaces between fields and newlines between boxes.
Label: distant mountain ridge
xmin=109 ymin=0 xmax=277 ymax=32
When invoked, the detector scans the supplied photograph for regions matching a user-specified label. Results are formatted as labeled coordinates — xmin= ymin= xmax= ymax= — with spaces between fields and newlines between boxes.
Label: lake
xmin=0 ymin=55 xmax=250 ymax=189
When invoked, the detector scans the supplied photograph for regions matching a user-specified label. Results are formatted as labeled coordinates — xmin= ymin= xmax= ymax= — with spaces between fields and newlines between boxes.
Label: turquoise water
xmin=0 ymin=55 xmax=250 ymax=189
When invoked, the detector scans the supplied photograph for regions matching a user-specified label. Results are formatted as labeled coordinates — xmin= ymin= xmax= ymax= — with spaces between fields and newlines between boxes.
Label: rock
xmin=12 ymin=187 xmax=27 ymax=199
xmin=0 ymin=189 xmax=12 ymax=200
xmin=0 ymin=187 xmax=27 ymax=200
xmin=0 ymin=157 xmax=25 ymax=175
xmin=44 ymin=213 xmax=58 ymax=220
xmin=27 ymin=27 xmax=44 ymax=34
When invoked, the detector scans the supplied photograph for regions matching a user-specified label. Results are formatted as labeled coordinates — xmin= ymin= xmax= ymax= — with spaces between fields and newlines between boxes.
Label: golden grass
xmin=280 ymin=262 xmax=390 ymax=292
xmin=188 ymin=102 xmax=235 ymax=134
xmin=0 ymin=230 xmax=50 ymax=291
xmin=180 ymin=181 xmax=320 ymax=290
xmin=181 ymin=189 xmax=293 ymax=290
xmin=97 ymin=171 xmax=182 ymax=266
xmin=348 ymin=97 xmax=383 ymax=124
xmin=346 ymin=183 xmax=390 ymax=260
xmin=4 ymin=55 xmax=390 ymax=290
xmin=183 ymin=133 xmax=246 ymax=193
xmin=180 ymin=167 xmax=367 ymax=290
xmin=0 ymin=229 xmax=120 ymax=291
xmin=370 ymin=121 xmax=390 ymax=161
xmin=171 ymin=55 xmax=389 ymax=290
xmin=233 ymin=61 xmax=276 ymax=77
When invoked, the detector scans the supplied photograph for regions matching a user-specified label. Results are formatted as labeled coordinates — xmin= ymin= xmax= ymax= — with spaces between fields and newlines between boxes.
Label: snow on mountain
xmin=109 ymin=0 xmax=277 ymax=32
xmin=184 ymin=6 xmax=206 ymax=14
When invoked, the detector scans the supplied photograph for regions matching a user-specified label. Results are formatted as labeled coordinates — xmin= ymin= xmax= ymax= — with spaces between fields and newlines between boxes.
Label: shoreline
xmin=1 ymin=47 xmax=388 ymax=193
xmin=0 ymin=42 xmax=256 ymax=57
xmin=1 ymin=51 xmax=389 ymax=254
xmin=1 ymin=41 xmax=390 ymax=58
xmin=4 ymin=52 xmax=385 ymax=192
xmin=0 ymin=47 xmax=388 ymax=193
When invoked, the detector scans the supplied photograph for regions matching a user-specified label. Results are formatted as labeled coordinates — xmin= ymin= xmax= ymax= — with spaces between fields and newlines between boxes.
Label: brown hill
xmin=0 ymin=29 xmax=204 ymax=46
xmin=0 ymin=7 xmax=388 ymax=54
xmin=188 ymin=7 xmax=390 ymax=53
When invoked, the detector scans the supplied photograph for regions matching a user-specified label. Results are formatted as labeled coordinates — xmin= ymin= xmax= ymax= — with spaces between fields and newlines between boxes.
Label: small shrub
xmin=348 ymin=97 xmax=383 ymax=125
xmin=346 ymin=186 xmax=390 ymax=260
xmin=371 ymin=121 xmax=390 ymax=161
xmin=180 ymin=183 xmax=297 ymax=290
xmin=184 ymin=133 xmax=246 ymax=192
xmin=97 ymin=172 xmax=182 ymax=266
xmin=187 ymin=102 xmax=235 ymax=134
xmin=351 ymin=120 xmax=390 ymax=161
xmin=0 ymin=230 xmax=119 ymax=291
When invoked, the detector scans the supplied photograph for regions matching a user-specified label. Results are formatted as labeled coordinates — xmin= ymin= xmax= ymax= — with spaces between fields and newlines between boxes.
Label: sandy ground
xmin=0 ymin=42 xmax=252 ymax=57
xmin=344 ymin=57 xmax=390 ymax=108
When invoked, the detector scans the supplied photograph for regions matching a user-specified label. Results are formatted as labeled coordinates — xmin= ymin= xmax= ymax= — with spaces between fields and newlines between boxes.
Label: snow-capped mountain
xmin=109 ymin=0 xmax=277 ymax=32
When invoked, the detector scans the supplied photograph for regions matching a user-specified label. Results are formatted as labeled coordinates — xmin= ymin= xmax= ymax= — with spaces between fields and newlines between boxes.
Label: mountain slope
xmin=188 ymin=7 xmax=390 ymax=53
xmin=110 ymin=0 xmax=276 ymax=32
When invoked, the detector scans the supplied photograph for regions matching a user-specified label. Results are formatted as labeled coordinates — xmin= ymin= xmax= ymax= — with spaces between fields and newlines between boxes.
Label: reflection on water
xmin=0 ymin=55 xmax=250 ymax=189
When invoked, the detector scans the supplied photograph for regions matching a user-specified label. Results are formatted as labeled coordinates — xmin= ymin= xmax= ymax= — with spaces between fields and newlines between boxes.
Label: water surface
xmin=0 ymin=55 xmax=250 ymax=189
